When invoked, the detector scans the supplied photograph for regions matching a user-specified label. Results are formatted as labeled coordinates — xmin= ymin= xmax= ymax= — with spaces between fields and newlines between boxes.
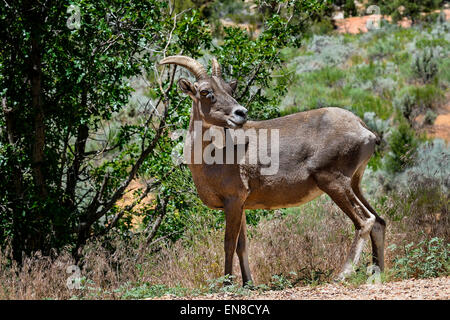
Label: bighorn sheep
xmin=159 ymin=55 xmax=386 ymax=285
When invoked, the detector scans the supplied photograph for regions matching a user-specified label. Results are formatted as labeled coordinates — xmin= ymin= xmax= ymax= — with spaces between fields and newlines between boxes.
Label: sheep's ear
xmin=178 ymin=78 xmax=197 ymax=99
xmin=229 ymin=79 xmax=238 ymax=93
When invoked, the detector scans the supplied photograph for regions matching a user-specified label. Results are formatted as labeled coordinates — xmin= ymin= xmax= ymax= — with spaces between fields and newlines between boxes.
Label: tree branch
xmin=144 ymin=198 xmax=168 ymax=245
xmin=237 ymin=62 xmax=263 ymax=101
xmin=66 ymin=121 xmax=89 ymax=203
xmin=77 ymin=63 xmax=176 ymax=251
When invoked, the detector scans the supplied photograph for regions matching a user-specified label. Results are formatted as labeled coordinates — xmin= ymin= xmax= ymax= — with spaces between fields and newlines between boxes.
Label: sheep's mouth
xmin=226 ymin=118 xmax=246 ymax=129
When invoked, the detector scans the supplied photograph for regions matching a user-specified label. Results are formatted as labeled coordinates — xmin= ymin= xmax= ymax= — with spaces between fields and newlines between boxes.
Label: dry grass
xmin=249 ymin=199 xmax=352 ymax=285
xmin=0 ymin=248 xmax=75 ymax=299
xmin=0 ymin=183 xmax=448 ymax=299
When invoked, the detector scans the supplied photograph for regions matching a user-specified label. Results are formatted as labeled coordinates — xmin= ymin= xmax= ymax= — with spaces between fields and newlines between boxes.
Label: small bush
xmin=414 ymin=84 xmax=444 ymax=108
xmin=437 ymin=10 xmax=447 ymax=25
xmin=380 ymin=171 xmax=449 ymax=280
xmin=397 ymin=139 xmax=450 ymax=192
xmin=389 ymin=238 xmax=449 ymax=280
xmin=343 ymin=0 xmax=357 ymax=18
xmin=292 ymin=35 xmax=357 ymax=74
xmin=393 ymin=89 xmax=417 ymax=121
xmin=269 ymin=274 xmax=294 ymax=290
xmin=367 ymin=37 xmax=398 ymax=60
xmin=374 ymin=77 xmax=397 ymax=96
xmin=381 ymin=163 xmax=449 ymax=240
xmin=119 ymin=283 xmax=193 ymax=299
xmin=393 ymin=85 xmax=443 ymax=124
xmin=383 ymin=121 xmax=418 ymax=174
xmin=412 ymin=47 xmax=439 ymax=83
xmin=424 ymin=109 xmax=437 ymax=125
xmin=308 ymin=19 xmax=335 ymax=35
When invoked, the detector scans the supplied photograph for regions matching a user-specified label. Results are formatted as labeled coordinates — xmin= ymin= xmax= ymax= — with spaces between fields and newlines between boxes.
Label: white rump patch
xmin=358 ymin=123 xmax=376 ymax=144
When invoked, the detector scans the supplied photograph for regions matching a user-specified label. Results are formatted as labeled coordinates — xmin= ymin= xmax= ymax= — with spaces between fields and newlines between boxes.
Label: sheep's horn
xmin=211 ymin=58 xmax=222 ymax=78
xmin=159 ymin=55 xmax=208 ymax=80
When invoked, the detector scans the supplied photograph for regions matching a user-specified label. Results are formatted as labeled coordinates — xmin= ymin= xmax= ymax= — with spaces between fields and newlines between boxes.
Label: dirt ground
xmin=152 ymin=276 xmax=449 ymax=300
xmin=334 ymin=9 xmax=450 ymax=34
xmin=426 ymin=93 xmax=450 ymax=141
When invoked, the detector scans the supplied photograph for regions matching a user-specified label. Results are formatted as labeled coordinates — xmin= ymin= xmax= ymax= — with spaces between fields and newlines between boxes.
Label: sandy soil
xmin=152 ymin=276 xmax=450 ymax=300
xmin=334 ymin=9 xmax=450 ymax=34
xmin=116 ymin=179 xmax=154 ymax=229
xmin=432 ymin=113 xmax=450 ymax=141
xmin=335 ymin=14 xmax=411 ymax=34
xmin=426 ymin=94 xmax=450 ymax=141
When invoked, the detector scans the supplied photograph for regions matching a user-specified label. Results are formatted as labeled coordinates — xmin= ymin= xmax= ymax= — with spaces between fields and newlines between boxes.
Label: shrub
xmin=343 ymin=0 xmax=357 ymax=18
xmin=389 ymin=238 xmax=449 ymax=279
xmin=119 ymin=283 xmax=192 ymax=299
xmin=438 ymin=10 xmax=447 ymax=25
xmin=397 ymin=139 xmax=450 ymax=192
xmin=412 ymin=47 xmax=439 ymax=83
xmin=393 ymin=85 xmax=443 ymax=124
xmin=292 ymin=35 xmax=357 ymax=74
xmin=380 ymin=169 xmax=449 ymax=280
xmin=368 ymin=37 xmax=398 ymax=60
xmin=308 ymin=19 xmax=335 ymax=35
xmin=424 ymin=109 xmax=437 ymax=125
xmin=374 ymin=77 xmax=397 ymax=96
xmin=383 ymin=121 xmax=418 ymax=174
xmin=269 ymin=274 xmax=294 ymax=290
xmin=413 ymin=84 xmax=445 ymax=109
xmin=431 ymin=20 xmax=450 ymax=42
xmin=393 ymin=89 xmax=417 ymax=121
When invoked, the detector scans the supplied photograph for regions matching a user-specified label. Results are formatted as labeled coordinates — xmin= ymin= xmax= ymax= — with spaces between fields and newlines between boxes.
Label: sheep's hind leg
xmin=315 ymin=171 xmax=376 ymax=280
xmin=351 ymin=165 xmax=386 ymax=272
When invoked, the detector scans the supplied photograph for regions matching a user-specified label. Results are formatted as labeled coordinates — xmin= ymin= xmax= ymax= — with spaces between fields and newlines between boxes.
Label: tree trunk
xmin=30 ymin=32 xmax=47 ymax=199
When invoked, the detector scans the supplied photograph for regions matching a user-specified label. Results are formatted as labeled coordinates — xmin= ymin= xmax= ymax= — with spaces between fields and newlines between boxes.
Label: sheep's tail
xmin=358 ymin=118 xmax=381 ymax=145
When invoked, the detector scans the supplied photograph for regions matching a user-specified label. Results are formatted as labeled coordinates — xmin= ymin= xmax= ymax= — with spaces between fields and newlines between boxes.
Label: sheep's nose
xmin=232 ymin=106 xmax=248 ymax=123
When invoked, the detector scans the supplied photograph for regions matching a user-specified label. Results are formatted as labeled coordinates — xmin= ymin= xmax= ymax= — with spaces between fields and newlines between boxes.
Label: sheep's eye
xmin=200 ymin=90 xmax=210 ymax=97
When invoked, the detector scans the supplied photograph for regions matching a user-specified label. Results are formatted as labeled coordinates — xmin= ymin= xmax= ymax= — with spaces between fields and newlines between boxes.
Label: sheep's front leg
xmin=236 ymin=212 xmax=253 ymax=286
xmin=224 ymin=199 xmax=244 ymax=285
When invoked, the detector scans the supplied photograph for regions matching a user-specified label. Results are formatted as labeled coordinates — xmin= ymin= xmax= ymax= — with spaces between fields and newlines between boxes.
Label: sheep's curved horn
xmin=211 ymin=58 xmax=222 ymax=78
xmin=159 ymin=55 xmax=208 ymax=80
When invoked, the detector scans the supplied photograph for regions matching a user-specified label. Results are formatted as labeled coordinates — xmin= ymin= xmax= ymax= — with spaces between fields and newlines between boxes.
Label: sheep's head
xmin=159 ymin=56 xmax=248 ymax=128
